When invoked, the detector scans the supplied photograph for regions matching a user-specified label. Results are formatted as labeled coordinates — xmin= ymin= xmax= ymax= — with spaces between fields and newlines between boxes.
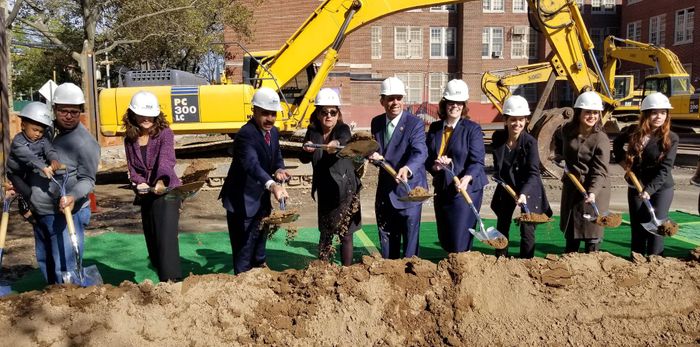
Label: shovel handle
xmin=63 ymin=206 xmax=77 ymax=238
xmin=501 ymin=182 xmax=519 ymax=201
xmin=379 ymin=161 xmax=399 ymax=178
xmin=453 ymin=176 xmax=473 ymax=204
xmin=626 ymin=171 xmax=644 ymax=194
xmin=565 ymin=172 xmax=588 ymax=195
xmin=0 ymin=212 xmax=8 ymax=248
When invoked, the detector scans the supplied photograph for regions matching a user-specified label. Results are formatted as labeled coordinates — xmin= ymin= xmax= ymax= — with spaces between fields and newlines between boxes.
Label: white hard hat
xmin=640 ymin=92 xmax=673 ymax=111
xmin=128 ymin=91 xmax=161 ymax=117
xmin=252 ymin=87 xmax=282 ymax=112
xmin=380 ymin=77 xmax=406 ymax=96
xmin=315 ymin=88 xmax=341 ymax=106
xmin=19 ymin=102 xmax=53 ymax=127
xmin=52 ymin=82 xmax=85 ymax=105
xmin=502 ymin=95 xmax=530 ymax=116
xmin=573 ymin=91 xmax=604 ymax=111
xmin=443 ymin=79 xmax=469 ymax=102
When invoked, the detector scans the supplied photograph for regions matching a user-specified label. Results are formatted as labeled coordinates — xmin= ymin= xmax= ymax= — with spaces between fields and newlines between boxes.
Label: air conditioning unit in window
xmin=492 ymin=51 xmax=502 ymax=58
xmin=512 ymin=26 xmax=528 ymax=35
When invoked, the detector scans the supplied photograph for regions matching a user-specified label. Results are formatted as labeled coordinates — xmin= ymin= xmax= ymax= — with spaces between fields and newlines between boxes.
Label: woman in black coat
xmin=490 ymin=95 xmax=552 ymax=258
xmin=612 ymin=92 xmax=678 ymax=256
xmin=301 ymin=88 xmax=361 ymax=265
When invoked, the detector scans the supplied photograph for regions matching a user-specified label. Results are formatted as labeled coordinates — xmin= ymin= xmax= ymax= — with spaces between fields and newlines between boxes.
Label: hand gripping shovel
xmin=491 ymin=177 xmax=552 ymax=224
xmin=563 ymin=166 xmax=621 ymax=228
xmin=370 ymin=158 xmax=432 ymax=203
xmin=262 ymin=181 xmax=299 ymax=225
xmin=453 ymin=176 xmax=508 ymax=249
xmin=50 ymin=170 xmax=103 ymax=286
xmin=626 ymin=171 xmax=678 ymax=236
xmin=0 ymin=192 xmax=15 ymax=296
xmin=150 ymin=180 xmax=206 ymax=201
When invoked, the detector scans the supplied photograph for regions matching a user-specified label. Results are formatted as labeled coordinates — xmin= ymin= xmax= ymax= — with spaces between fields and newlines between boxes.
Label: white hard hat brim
xmin=129 ymin=105 xmax=161 ymax=117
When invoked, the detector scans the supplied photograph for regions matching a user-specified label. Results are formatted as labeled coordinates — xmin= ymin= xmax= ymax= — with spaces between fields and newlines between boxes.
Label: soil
xmin=597 ymin=213 xmax=623 ymax=227
xmin=659 ymin=220 xmax=680 ymax=236
xmin=1 ymin=252 xmax=699 ymax=345
xmin=515 ymin=212 xmax=552 ymax=224
xmin=482 ymin=236 xmax=509 ymax=250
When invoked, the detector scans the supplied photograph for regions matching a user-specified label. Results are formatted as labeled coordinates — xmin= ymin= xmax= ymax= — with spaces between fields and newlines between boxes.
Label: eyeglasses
xmin=321 ymin=110 xmax=338 ymax=117
xmin=56 ymin=109 xmax=81 ymax=117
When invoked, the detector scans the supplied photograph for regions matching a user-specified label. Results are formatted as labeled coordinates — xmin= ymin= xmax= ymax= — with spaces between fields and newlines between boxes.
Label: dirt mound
xmin=1 ymin=252 xmax=699 ymax=345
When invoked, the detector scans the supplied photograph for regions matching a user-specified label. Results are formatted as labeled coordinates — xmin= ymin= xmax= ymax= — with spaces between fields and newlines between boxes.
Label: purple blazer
xmin=124 ymin=127 xmax=181 ymax=188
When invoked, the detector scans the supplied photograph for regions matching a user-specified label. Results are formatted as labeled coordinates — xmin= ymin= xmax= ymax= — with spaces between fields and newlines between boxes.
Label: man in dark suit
xmin=369 ymin=77 xmax=428 ymax=259
xmin=220 ymin=87 xmax=290 ymax=274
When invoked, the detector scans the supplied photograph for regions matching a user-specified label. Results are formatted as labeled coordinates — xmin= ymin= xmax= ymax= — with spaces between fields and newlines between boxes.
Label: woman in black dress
xmin=301 ymin=88 xmax=361 ymax=265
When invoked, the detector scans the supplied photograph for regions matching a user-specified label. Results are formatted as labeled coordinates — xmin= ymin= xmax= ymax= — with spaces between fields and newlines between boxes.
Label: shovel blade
xmin=470 ymin=227 xmax=509 ymax=249
xmin=641 ymin=221 xmax=659 ymax=233
xmin=61 ymin=265 xmax=103 ymax=287
xmin=0 ymin=283 xmax=11 ymax=297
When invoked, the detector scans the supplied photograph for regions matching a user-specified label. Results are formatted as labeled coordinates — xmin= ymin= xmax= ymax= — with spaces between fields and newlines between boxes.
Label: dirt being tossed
xmin=658 ymin=220 xmax=680 ymax=236
xmin=596 ymin=213 xmax=622 ymax=227
xmin=1 ymin=252 xmax=699 ymax=345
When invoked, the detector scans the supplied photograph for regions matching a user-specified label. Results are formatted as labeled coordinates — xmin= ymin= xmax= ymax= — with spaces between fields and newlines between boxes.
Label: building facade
xmin=224 ymin=0 xmax=622 ymax=127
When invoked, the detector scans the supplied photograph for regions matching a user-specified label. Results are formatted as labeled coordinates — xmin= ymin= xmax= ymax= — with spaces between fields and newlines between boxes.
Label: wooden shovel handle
xmin=63 ymin=206 xmax=77 ymax=237
xmin=626 ymin=171 xmax=644 ymax=194
xmin=565 ymin=172 xmax=587 ymax=194
xmin=0 ymin=212 xmax=8 ymax=248
xmin=453 ymin=176 xmax=473 ymax=204
xmin=501 ymin=183 xmax=518 ymax=201
xmin=380 ymin=161 xmax=399 ymax=178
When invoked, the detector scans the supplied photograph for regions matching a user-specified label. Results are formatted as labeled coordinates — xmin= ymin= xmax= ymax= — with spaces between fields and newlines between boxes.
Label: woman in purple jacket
xmin=123 ymin=91 xmax=182 ymax=282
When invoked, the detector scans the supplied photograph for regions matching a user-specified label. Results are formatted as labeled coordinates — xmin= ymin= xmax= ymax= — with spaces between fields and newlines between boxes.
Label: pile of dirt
xmin=1 ymin=252 xmax=699 ymax=345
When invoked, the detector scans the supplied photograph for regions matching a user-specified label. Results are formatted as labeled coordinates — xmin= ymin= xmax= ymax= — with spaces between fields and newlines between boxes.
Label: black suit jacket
xmin=219 ymin=119 xmax=285 ymax=218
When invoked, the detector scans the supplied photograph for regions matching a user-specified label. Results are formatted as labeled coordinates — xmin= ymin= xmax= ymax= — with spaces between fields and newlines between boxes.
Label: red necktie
xmin=264 ymin=131 xmax=271 ymax=145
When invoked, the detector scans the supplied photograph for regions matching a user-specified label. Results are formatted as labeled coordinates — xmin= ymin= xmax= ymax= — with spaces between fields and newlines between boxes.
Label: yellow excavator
xmin=98 ymin=0 xmax=478 ymax=137
xmin=481 ymin=0 xmax=697 ymax=177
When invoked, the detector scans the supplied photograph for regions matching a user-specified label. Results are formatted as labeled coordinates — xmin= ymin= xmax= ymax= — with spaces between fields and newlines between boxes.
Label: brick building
xmin=224 ymin=0 xmax=621 ymax=127
xmin=618 ymin=0 xmax=698 ymax=85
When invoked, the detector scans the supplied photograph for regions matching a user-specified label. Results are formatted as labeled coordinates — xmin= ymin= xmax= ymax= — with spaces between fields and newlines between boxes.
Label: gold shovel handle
xmin=379 ymin=161 xmax=399 ymax=178
xmin=565 ymin=172 xmax=588 ymax=195
xmin=0 ymin=211 xmax=8 ymax=248
xmin=502 ymin=183 xmax=518 ymax=201
xmin=626 ymin=171 xmax=645 ymax=194
xmin=453 ymin=176 xmax=473 ymax=204
xmin=63 ymin=206 xmax=77 ymax=237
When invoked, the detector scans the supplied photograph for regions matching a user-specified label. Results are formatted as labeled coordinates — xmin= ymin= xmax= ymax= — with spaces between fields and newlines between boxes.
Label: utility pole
xmin=0 ymin=1 xmax=10 ymax=184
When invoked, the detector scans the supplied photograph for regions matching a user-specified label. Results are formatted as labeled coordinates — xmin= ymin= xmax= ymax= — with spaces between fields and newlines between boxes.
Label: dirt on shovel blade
xmin=407 ymin=186 xmax=432 ymax=199
xmin=180 ymin=160 xmax=216 ymax=184
xmin=483 ymin=236 xmax=508 ymax=249
xmin=262 ymin=210 xmax=299 ymax=225
xmin=516 ymin=213 xmax=553 ymax=224
xmin=658 ymin=220 xmax=679 ymax=236
xmin=596 ymin=213 xmax=622 ymax=227
xmin=350 ymin=131 xmax=373 ymax=142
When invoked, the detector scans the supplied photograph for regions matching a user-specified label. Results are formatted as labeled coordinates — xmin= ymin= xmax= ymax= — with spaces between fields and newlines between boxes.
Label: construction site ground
xmin=1 ymin=145 xmax=699 ymax=345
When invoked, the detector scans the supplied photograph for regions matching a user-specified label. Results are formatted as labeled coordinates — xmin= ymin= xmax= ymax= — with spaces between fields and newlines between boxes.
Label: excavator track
xmin=529 ymin=107 xmax=574 ymax=179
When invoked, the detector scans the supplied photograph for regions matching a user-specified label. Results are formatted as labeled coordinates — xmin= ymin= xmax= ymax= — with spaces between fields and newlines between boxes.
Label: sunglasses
xmin=321 ymin=110 xmax=338 ymax=117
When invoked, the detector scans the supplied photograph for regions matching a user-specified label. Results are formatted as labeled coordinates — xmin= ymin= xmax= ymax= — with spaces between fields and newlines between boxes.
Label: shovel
xmin=49 ymin=170 xmax=103 ymax=286
xmin=0 ymin=193 xmax=14 ymax=296
xmin=370 ymin=158 xmax=432 ymax=203
xmin=626 ymin=171 xmax=674 ymax=235
xmin=562 ymin=166 xmax=621 ymax=227
xmin=453 ymin=176 xmax=508 ymax=250
xmin=491 ymin=177 xmax=552 ymax=224
xmin=149 ymin=180 xmax=206 ymax=201
xmin=303 ymin=139 xmax=379 ymax=159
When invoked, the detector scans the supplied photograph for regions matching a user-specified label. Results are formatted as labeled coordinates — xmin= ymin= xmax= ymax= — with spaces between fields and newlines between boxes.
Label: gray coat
xmin=555 ymin=125 xmax=611 ymax=239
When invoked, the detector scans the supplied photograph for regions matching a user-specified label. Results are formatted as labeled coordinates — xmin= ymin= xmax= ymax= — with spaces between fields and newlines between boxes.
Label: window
xmin=395 ymin=73 xmax=423 ymax=104
xmin=575 ymin=0 xmax=584 ymax=12
xmin=649 ymin=15 xmax=666 ymax=46
xmin=589 ymin=28 xmax=603 ymax=57
xmin=482 ymin=27 xmax=504 ymax=59
xmin=430 ymin=5 xmax=456 ymax=11
xmin=482 ymin=0 xmax=504 ymax=12
xmin=371 ymin=27 xmax=382 ymax=59
xmin=510 ymin=85 xmax=538 ymax=103
xmin=394 ymin=26 xmax=422 ymax=59
xmin=591 ymin=0 xmax=615 ymax=14
xmin=511 ymin=26 xmax=536 ymax=59
xmin=430 ymin=27 xmax=456 ymax=58
xmin=512 ymin=0 xmax=527 ymax=13
xmin=429 ymin=73 xmax=449 ymax=103
xmin=675 ymin=8 xmax=694 ymax=44
xmin=627 ymin=21 xmax=642 ymax=41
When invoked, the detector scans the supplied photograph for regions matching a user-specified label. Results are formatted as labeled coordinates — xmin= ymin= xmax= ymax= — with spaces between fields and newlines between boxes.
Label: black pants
xmin=495 ymin=215 xmax=536 ymax=258
xmin=226 ymin=209 xmax=269 ymax=274
xmin=565 ymin=238 xmax=601 ymax=253
xmin=140 ymin=193 xmax=182 ymax=282
xmin=628 ymin=187 xmax=673 ymax=256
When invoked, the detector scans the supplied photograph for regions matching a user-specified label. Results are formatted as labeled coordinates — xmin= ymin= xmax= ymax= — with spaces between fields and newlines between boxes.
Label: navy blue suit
xmin=220 ymin=119 xmax=285 ymax=274
xmin=371 ymin=112 xmax=428 ymax=258
xmin=426 ymin=118 xmax=488 ymax=253
xmin=490 ymin=130 xmax=552 ymax=258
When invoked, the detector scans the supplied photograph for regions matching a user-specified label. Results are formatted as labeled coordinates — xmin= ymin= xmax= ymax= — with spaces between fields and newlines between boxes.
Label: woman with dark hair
xmin=123 ymin=91 xmax=182 ymax=281
xmin=490 ymin=95 xmax=552 ymax=258
xmin=425 ymin=79 xmax=487 ymax=253
xmin=613 ymin=92 xmax=678 ymax=256
xmin=554 ymin=91 xmax=611 ymax=253
xmin=301 ymin=88 xmax=361 ymax=265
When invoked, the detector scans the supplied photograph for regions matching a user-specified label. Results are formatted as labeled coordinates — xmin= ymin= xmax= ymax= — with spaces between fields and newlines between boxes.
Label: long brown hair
xmin=122 ymin=109 xmax=170 ymax=142
xmin=437 ymin=99 xmax=469 ymax=120
xmin=624 ymin=109 xmax=672 ymax=170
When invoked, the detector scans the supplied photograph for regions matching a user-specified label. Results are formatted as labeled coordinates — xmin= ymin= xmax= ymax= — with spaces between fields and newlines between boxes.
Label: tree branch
xmin=18 ymin=17 xmax=71 ymax=52
xmin=6 ymin=0 xmax=26 ymax=28
xmin=108 ymin=1 xmax=198 ymax=37
xmin=95 ymin=33 xmax=169 ymax=55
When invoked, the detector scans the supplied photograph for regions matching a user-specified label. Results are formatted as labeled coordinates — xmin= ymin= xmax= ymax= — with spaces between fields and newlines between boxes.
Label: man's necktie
xmin=438 ymin=125 xmax=453 ymax=157
xmin=385 ymin=121 xmax=395 ymax=146
xmin=264 ymin=131 xmax=271 ymax=145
